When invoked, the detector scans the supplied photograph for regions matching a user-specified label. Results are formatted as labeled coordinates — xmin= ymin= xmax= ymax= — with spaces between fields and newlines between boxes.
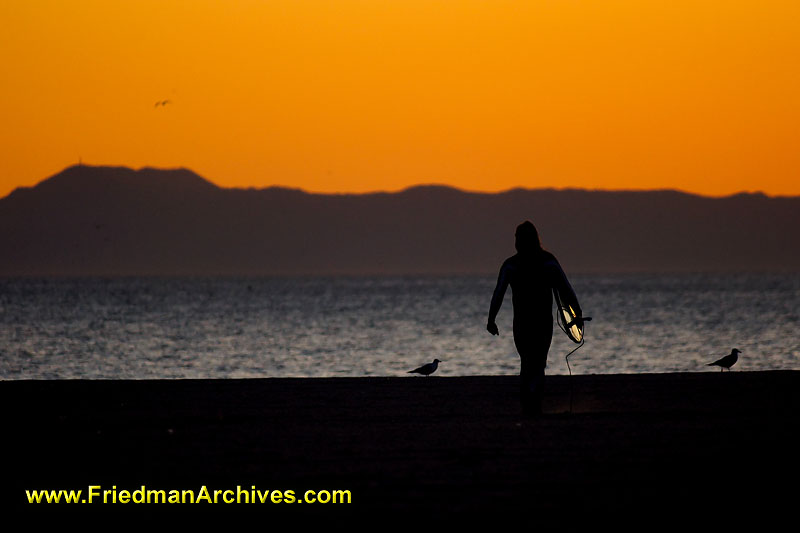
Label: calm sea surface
xmin=1 ymin=274 xmax=798 ymax=379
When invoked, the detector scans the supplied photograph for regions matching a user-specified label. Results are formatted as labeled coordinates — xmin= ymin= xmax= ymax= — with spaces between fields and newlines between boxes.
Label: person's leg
xmin=517 ymin=351 xmax=535 ymax=415
xmin=514 ymin=319 xmax=552 ymax=416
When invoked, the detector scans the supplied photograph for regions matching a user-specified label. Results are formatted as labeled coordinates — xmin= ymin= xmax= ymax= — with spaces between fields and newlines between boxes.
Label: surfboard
xmin=554 ymin=289 xmax=587 ymax=343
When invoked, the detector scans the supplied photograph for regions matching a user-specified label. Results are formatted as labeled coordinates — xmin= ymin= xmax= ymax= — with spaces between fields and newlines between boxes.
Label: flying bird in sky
xmin=154 ymin=99 xmax=172 ymax=108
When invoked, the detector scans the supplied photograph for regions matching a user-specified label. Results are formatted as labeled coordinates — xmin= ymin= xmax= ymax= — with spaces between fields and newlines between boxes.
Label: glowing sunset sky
xmin=2 ymin=0 xmax=799 ymax=198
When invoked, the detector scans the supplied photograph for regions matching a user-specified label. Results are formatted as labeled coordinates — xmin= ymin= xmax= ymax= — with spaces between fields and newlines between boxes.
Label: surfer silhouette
xmin=487 ymin=221 xmax=582 ymax=416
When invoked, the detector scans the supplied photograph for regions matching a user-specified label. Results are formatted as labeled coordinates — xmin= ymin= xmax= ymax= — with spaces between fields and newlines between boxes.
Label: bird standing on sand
xmin=408 ymin=359 xmax=441 ymax=376
xmin=707 ymin=349 xmax=741 ymax=371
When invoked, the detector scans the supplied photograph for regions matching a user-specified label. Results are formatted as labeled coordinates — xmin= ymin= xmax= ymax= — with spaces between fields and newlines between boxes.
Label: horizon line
xmin=4 ymin=162 xmax=797 ymax=201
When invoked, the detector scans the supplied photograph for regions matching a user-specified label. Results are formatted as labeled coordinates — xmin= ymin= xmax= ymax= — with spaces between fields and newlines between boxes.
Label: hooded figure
xmin=487 ymin=221 xmax=581 ymax=415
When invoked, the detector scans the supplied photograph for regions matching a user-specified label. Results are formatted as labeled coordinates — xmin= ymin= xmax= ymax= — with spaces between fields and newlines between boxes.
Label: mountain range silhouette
xmin=1 ymin=165 xmax=798 ymax=275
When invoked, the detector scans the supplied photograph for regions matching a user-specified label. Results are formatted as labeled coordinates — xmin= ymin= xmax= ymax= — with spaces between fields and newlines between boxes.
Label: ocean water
xmin=1 ymin=274 xmax=798 ymax=379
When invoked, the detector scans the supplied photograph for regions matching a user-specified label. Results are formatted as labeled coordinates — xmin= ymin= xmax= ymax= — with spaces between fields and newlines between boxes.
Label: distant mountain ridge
xmin=1 ymin=165 xmax=799 ymax=275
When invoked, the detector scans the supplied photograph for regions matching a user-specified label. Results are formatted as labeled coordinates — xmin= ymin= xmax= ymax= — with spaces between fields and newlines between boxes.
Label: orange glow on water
xmin=2 ymin=1 xmax=799 ymax=198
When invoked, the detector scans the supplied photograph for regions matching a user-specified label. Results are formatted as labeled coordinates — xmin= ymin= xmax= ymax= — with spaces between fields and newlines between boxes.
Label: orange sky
xmin=2 ymin=0 xmax=799 ymax=199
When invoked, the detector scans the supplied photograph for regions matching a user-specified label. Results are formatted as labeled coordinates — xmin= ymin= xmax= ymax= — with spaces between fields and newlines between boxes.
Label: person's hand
xmin=487 ymin=321 xmax=499 ymax=336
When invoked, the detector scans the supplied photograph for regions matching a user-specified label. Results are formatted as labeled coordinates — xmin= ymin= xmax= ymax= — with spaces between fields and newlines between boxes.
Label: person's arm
xmin=547 ymin=257 xmax=582 ymax=317
xmin=487 ymin=262 xmax=510 ymax=335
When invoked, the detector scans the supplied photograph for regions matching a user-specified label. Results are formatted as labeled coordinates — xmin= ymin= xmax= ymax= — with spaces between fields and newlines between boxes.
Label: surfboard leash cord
xmin=556 ymin=309 xmax=590 ymax=413
xmin=564 ymin=338 xmax=584 ymax=413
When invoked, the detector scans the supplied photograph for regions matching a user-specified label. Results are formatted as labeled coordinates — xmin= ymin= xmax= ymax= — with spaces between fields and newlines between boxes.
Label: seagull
xmin=408 ymin=359 xmax=441 ymax=376
xmin=154 ymin=99 xmax=172 ymax=108
xmin=707 ymin=349 xmax=741 ymax=371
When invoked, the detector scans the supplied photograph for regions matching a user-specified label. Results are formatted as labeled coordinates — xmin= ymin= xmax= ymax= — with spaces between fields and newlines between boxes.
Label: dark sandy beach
xmin=3 ymin=372 xmax=799 ymax=526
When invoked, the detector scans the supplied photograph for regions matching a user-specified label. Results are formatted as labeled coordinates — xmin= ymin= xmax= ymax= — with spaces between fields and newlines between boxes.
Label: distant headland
xmin=1 ymin=165 xmax=798 ymax=275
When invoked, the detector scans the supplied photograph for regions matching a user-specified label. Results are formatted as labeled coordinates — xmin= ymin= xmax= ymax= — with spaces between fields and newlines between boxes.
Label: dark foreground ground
xmin=3 ymin=372 xmax=799 ymax=526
